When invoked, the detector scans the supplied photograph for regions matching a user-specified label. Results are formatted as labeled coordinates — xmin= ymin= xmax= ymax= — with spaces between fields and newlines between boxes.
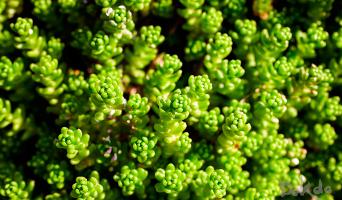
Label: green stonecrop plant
xmin=154 ymin=89 xmax=191 ymax=157
xmin=114 ymin=163 xmax=148 ymax=197
xmin=0 ymin=97 xmax=27 ymax=137
xmin=253 ymin=89 xmax=287 ymax=130
xmin=184 ymin=74 xmax=212 ymax=124
xmin=125 ymin=25 xmax=164 ymax=84
xmin=0 ymin=177 xmax=35 ymax=199
xmin=295 ymin=22 xmax=329 ymax=59
xmin=56 ymin=127 xmax=90 ymax=165
xmin=46 ymin=162 xmax=70 ymax=189
xmin=145 ymin=54 xmax=183 ymax=102
xmin=152 ymin=0 xmax=173 ymax=18
xmin=251 ymin=23 xmax=292 ymax=67
xmin=10 ymin=17 xmax=46 ymax=58
xmin=204 ymin=32 xmax=232 ymax=66
xmin=130 ymin=133 xmax=159 ymax=165
xmin=155 ymin=163 xmax=186 ymax=197
xmin=1 ymin=1 xmax=342 ymax=200
xmin=89 ymin=31 xmax=123 ymax=67
xmin=192 ymin=166 xmax=231 ymax=199
xmin=230 ymin=18 xmax=257 ymax=58
xmin=0 ymin=56 xmax=29 ymax=91
xmin=30 ymin=54 xmax=64 ymax=105
xmin=197 ymin=107 xmax=224 ymax=138
xmin=218 ymin=107 xmax=251 ymax=153
xmin=102 ymin=5 xmax=135 ymax=40
xmin=71 ymin=171 xmax=106 ymax=199
xmin=88 ymin=68 xmax=124 ymax=121
xmin=47 ymin=37 xmax=65 ymax=59
xmin=123 ymin=93 xmax=151 ymax=134
xmin=254 ymin=56 xmax=294 ymax=88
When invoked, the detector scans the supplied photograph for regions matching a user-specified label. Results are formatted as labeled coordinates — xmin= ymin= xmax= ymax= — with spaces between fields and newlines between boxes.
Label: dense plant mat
xmin=0 ymin=0 xmax=341 ymax=199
